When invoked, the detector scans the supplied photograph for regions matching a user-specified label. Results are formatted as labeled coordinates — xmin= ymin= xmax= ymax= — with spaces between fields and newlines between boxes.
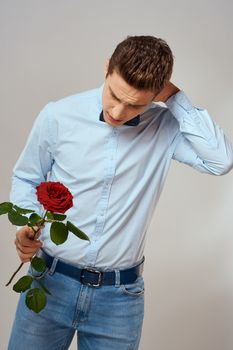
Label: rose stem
xmin=5 ymin=210 xmax=48 ymax=287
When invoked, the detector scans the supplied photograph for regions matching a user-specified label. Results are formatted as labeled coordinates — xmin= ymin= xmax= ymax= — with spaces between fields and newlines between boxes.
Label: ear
xmin=104 ymin=59 xmax=110 ymax=79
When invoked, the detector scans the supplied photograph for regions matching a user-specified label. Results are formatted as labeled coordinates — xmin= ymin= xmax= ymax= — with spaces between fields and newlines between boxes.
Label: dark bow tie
xmin=99 ymin=111 xmax=140 ymax=126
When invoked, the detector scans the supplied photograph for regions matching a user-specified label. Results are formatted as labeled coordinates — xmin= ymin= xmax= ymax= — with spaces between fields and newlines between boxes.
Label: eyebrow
xmin=109 ymin=86 xmax=148 ymax=107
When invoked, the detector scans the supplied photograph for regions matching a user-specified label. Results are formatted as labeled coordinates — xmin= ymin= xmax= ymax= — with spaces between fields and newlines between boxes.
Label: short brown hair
xmin=106 ymin=35 xmax=174 ymax=93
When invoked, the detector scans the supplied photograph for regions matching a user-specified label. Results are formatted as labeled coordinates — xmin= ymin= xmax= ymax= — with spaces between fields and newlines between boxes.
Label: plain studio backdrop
xmin=0 ymin=1 xmax=233 ymax=349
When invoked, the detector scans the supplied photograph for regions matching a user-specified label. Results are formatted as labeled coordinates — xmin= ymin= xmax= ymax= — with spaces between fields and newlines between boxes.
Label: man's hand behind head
xmin=153 ymin=82 xmax=180 ymax=103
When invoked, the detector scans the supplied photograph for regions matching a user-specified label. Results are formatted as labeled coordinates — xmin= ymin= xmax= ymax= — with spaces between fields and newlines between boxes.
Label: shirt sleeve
xmin=9 ymin=102 xmax=56 ymax=229
xmin=165 ymin=91 xmax=233 ymax=175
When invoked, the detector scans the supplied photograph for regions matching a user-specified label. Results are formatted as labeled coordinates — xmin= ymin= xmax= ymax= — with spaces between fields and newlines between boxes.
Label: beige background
xmin=1 ymin=1 xmax=233 ymax=349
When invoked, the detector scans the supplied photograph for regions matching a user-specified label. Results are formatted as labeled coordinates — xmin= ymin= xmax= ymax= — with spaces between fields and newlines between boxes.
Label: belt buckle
xmin=80 ymin=267 xmax=103 ymax=287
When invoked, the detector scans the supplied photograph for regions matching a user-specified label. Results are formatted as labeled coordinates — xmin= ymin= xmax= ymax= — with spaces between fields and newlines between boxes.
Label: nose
xmin=111 ymin=104 xmax=125 ymax=120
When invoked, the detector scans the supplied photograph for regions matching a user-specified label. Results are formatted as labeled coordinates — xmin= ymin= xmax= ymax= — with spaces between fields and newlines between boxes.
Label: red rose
xmin=36 ymin=182 xmax=73 ymax=214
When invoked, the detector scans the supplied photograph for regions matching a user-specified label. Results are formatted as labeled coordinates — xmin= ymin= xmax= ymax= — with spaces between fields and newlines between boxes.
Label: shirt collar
xmin=99 ymin=110 xmax=140 ymax=126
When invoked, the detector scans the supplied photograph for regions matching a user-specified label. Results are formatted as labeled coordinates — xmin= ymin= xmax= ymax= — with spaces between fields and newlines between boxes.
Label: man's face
xmin=102 ymin=65 xmax=156 ymax=127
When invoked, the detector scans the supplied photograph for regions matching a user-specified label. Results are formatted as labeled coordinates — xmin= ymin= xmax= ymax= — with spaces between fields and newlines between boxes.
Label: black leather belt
xmin=36 ymin=249 xmax=145 ymax=288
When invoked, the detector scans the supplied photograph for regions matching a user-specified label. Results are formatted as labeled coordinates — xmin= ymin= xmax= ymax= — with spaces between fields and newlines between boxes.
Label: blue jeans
xmin=7 ymin=258 xmax=145 ymax=350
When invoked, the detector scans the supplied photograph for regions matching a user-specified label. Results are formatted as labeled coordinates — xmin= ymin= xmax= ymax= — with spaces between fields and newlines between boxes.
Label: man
xmin=7 ymin=35 xmax=233 ymax=350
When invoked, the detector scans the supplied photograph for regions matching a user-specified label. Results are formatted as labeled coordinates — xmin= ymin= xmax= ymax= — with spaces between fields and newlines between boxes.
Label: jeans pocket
xmin=119 ymin=276 xmax=145 ymax=297
xmin=27 ymin=264 xmax=50 ymax=280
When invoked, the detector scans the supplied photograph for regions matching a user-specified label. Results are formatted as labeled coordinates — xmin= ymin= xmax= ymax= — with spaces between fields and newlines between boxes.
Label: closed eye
xmin=109 ymin=87 xmax=146 ymax=108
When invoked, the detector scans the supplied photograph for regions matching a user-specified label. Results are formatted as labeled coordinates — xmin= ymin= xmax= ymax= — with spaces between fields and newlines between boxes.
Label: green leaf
xmin=13 ymin=205 xmax=35 ymax=214
xmin=50 ymin=221 xmax=68 ymax=245
xmin=0 ymin=202 xmax=13 ymax=215
xmin=46 ymin=212 xmax=66 ymax=221
xmin=8 ymin=209 xmax=29 ymax=226
xmin=25 ymin=288 xmax=47 ymax=313
xmin=29 ymin=213 xmax=43 ymax=226
xmin=13 ymin=275 xmax=33 ymax=293
xmin=66 ymin=221 xmax=90 ymax=241
xmin=31 ymin=257 xmax=46 ymax=273
xmin=36 ymin=280 xmax=52 ymax=295
xmin=46 ymin=212 xmax=54 ymax=220
xmin=52 ymin=213 xmax=67 ymax=221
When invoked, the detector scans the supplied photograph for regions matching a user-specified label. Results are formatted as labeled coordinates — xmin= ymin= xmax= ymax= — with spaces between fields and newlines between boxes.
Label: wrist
xmin=164 ymin=85 xmax=180 ymax=102
xmin=153 ymin=82 xmax=180 ymax=103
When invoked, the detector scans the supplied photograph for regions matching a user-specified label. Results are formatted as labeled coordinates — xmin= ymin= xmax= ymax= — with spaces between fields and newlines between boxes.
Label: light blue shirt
xmin=10 ymin=84 xmax=233 ymax=270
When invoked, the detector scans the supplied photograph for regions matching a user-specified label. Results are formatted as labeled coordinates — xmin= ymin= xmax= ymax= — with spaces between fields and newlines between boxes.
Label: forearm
xmin=166 ymin=91 xmax=233 ymax=175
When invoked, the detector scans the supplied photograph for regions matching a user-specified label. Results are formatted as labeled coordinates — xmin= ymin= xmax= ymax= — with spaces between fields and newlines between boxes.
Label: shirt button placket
xmin=86 ymin=129 xmax=119 ymax=266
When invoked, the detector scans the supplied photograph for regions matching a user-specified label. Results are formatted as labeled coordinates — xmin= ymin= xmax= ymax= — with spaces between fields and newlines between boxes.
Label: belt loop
xmin=114 ymin=269 xmax=120 ymax=287
xmin=48 ymin=256 xmax=59 ymax=276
